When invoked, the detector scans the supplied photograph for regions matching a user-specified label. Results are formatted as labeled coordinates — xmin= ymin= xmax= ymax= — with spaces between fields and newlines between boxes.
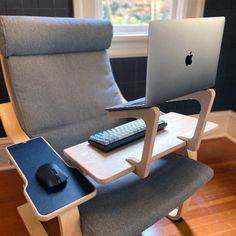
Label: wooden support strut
xmin=167 ymin=150 xmax=197 ymax=221
xmin=17 ymin=203 xmax=48 ymax=236
xmin=167 ymin=197 xmax=192 ymax=221
xmin=172 ymin=89 xmax=216 ymax=152
xmin=58 ymin=207 xmax=82 ymax=236
xmin=108 ymin=107 xmax=160 ymax=178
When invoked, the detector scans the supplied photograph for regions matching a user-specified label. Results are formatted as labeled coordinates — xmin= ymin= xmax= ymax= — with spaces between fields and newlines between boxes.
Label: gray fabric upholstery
xmin=80 ymin=153 xmax=213 ymax=236
xmin=5 ymin=51 xmax=123 ymax=154
xmin=0 ymin=16 xmax=112 ymax=57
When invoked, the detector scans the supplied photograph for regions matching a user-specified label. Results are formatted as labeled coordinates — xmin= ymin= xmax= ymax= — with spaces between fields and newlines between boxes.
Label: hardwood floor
xmin=143 ymin=138 xmax=236 ymax=236
xmin=0 ymin=138 xmax=236 ymax=236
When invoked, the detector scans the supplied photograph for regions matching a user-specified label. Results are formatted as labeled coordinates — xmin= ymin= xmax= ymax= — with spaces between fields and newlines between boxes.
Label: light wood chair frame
xmin=0 ymin=54 xmax=216 ymax=234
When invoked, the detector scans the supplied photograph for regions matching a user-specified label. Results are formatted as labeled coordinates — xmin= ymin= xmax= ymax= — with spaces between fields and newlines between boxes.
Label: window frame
xmin=73 ymin=0 xmax=206 ymax=58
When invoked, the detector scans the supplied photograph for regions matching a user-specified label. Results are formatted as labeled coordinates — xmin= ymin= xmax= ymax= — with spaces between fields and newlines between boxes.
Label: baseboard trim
xmin=225 ymin=134 xmax=236 ymax=144
xmin=200 ymin=110 xmax=236 ymax=143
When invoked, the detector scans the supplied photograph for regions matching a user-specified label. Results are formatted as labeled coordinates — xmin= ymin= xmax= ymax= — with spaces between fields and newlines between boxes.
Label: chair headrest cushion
xmin=0 ymin=16 xmax=113 ymax=57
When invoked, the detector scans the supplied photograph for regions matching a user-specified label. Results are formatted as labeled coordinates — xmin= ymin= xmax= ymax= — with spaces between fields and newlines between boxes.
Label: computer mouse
xmin=36 ymin=163 xmax=69 ymax=189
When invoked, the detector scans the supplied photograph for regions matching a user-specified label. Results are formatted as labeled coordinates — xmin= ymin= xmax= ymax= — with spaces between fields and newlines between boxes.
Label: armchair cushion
xmin=5 ymin=51 xmax=123 ymax=154
xmin=80 ymin=153 xmax=214 ymax=236
xmin=0 ymin=16 xmax=123 ymax=155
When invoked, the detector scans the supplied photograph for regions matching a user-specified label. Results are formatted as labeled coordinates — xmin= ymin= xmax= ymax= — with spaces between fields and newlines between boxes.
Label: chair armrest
xmin=0 ymin=55 xmax=30 ymax=144
xmin=0 ymin=102 xmax=29 ymax=144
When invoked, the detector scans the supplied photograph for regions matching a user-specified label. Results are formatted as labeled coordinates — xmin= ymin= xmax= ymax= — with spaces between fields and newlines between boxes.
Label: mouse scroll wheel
xmin=51 ymin=168 xmax=62 ymax=183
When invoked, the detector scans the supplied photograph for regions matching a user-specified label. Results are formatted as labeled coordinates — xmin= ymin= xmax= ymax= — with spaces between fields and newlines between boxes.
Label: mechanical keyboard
xmin=88 ymin=118 xmax=167 ymax=152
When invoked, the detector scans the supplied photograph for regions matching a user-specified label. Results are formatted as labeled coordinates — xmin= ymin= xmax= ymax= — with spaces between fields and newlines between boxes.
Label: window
xmin=73 ymin=0 xmax=206 ymax=57
xmin=102 ymin=0 xmax=173 ymax=22
xmin=100 ymin=0 xmax=175 ymax=35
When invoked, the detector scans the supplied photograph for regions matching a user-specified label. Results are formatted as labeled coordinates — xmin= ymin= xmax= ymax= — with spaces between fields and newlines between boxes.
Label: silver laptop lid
xmin=146 ymin=17 xmax=225 ymax=106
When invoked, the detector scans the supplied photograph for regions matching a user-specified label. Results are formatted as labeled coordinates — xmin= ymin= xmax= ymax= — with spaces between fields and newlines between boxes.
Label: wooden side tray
xmin=6 ymin=137 xmax=96 ymax=221
xmin=6 ymin=137 xmax=96 ymax=235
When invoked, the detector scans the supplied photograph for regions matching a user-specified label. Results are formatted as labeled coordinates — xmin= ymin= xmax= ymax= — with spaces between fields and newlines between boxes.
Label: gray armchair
xmin=0 ymin=16 xmax=213 ymax=236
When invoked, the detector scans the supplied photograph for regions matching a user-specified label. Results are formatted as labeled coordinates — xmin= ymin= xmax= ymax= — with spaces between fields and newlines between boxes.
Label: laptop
xmin=106 ymin=17 xmax=225 ymax=111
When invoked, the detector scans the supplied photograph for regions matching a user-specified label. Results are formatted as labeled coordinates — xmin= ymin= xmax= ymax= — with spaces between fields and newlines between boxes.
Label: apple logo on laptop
xmin=185 ymin=51 xmax=193 ymax=66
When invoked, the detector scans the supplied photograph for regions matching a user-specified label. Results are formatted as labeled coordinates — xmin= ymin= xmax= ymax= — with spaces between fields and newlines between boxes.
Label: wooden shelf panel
xmin=162 ymin=112 xmax=218 ymax=139
xmin=64 ymin=112 xmax=218 ymax=184
xmin=64 ymin=130 xmax=185 ymax=184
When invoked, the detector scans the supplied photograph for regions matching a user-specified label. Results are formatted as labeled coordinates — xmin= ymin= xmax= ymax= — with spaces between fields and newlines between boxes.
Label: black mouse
xmin=36 ymin=163 xmax=69 ymax=189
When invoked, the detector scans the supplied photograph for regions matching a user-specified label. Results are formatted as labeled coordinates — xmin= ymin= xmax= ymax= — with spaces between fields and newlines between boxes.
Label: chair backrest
xmin=0 ymin=16 xmax=123 ymax=154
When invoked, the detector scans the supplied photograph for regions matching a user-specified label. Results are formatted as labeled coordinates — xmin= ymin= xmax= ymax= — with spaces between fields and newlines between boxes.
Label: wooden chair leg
xmin=17 ymin=203 xmax=48 ymax=236
xmin=58 ymin=207 xmax=82 ymax=236
xmin=167 ymin=197 xmax=192 ymax=221
xmin=18 ymin=203 xmax=82 ymax=236
xmin=167 ymin=150 xmax=197 ymax=221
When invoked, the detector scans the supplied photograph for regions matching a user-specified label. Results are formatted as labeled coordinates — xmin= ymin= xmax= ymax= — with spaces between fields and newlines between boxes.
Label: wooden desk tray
xmin=64 ymin=129 xmax=185 ymax=184
xmin=64 ymin=112 xmax=218 ymax=184
xmin=6 ymin=137 xmax=96 ymax=221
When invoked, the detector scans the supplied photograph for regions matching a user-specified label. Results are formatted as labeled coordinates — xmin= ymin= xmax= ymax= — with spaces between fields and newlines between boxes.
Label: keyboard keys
xmin=88 ymin=118 xmax=167 ymax=152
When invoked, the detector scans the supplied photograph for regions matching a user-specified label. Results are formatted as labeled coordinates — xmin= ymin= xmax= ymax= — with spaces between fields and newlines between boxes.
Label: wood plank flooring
xmin=0 ymin=138 xmax=236 ymax=236
xmin=142 ymin=138 xmax=236 ymax=236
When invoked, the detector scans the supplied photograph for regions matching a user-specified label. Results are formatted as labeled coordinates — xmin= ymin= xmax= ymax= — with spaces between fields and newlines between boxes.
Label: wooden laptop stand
xmin=107 ymin=89 xmax=215 ymax=176
xmin=106 ymin=89 xmax=215 ymax=221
